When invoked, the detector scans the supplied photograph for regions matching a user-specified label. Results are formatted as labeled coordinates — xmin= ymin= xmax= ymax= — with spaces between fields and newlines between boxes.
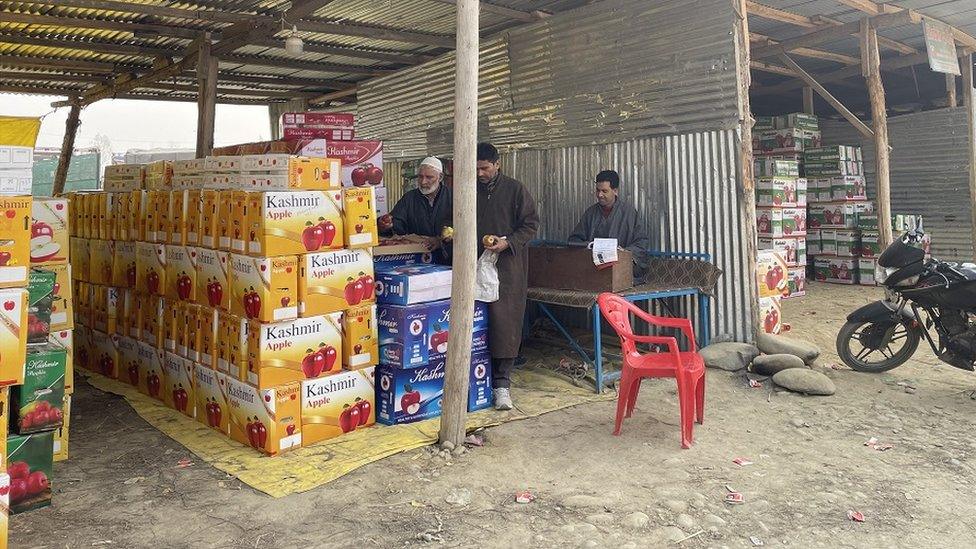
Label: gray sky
xmin=2 ymin=93 xmax=271 ymax=153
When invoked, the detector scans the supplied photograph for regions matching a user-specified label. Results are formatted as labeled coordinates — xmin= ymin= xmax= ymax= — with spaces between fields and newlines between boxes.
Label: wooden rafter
xmin=751 ymin=10 xmax=920 ymax=60
xmin=835 ymin=0 xmax=976 ymax=50
xmin=308 ymin=87 xmax=358 ymax=105
xmin=778 ymin=53 xmax=874 ymax=137
xmin=753 ymin=52 xmax=930 ymax=95
xmin=751 ymin=33 xmax=859 ymax=65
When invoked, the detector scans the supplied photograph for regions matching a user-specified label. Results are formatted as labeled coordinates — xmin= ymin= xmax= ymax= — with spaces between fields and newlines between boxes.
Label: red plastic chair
xmin=597 ymin=293 xmax=705 ymax=449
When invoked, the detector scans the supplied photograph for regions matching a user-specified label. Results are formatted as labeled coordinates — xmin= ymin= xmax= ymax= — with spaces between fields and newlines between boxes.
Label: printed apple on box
xmin=0 ymin=288 xmax=27 ymax=386
xmin=246 ymin=313 xmax=342 ymax=388
xmin=245 ymin=190 xmax=344 ymax=257
xmin=117 ymin=335 xmax=140 ymax=387
xmin=6 ymin=431 xmax=54 ymax=514
xmin=196 ymin=305 xmax=219 ymax=368
xmin=165 ymin=245 xmax=197 ymax=302
xmin=194 ymin=247 xmax=229 ymax=310
xmin=343 ymin=304 xmax=378 ymax=370
xmin=136 ymin=241 xmax=166 ymax=296
xmin=757 ymin=250 xmax=788 ymax=299
xmin=163 ymin=352 xmax=195 ymax=418
xmin=0 ymin=195 xmax=31 ymax=288
xmin=342 ymin=187 xmax=379 ymax=248
xmin=48 ymin=328 xmax=73 ymax=393
xmin=11 ymin=345 xmax=66 ymax=435
xmin=30 ymin=197 xmax=69 ymax=266
xmin=298 ymin=249 xmax=375 ymax=316
xmin=88 ymin=238 xmax=115 ymax=285
xmin=200 ymin=190 xmax=220 ymax=248
xmin=195 ymin=368 xmax=229 ymax=434
xmin=224 ymin=375 xmax=302 ymax=456
xmin=759 ymin=296 xmax=782 ymax=335
xmin=230 ymin=254 xmax=298 ymax=323
xmin=136 ymin=339 xmax=166 ymax=400
xmin=112 ymin=240 xmax=137 ymax=288
xmin=301 ymin=367 xmax=375 ymax=446
xmin=327 ymin=141 xmax=384 ymax=188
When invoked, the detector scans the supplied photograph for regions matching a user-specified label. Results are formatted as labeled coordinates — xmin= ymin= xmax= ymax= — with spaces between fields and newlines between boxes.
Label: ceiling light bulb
xmin=284 ymin=25 xmax=303 ymax=55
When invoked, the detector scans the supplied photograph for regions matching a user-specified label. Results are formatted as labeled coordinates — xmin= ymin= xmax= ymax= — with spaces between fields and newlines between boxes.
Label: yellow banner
xmin=0 ymin=116 xmax=41 ymax=147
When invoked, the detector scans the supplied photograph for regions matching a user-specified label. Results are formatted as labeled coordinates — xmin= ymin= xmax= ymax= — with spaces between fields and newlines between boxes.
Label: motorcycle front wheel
xmin=836 ymin=320 xmax=920 ymax=373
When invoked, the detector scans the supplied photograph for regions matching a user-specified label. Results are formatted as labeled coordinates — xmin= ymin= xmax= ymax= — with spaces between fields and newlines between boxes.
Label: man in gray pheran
xmin=476 ymin=142 xmax=540 ymax=411
xmin=568 ymin=169 xmax=649 ymax=276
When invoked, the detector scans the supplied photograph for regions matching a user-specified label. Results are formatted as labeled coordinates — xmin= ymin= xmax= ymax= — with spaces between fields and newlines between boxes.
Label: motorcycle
xmin=837 ymin=229 xmax=976 ymax=373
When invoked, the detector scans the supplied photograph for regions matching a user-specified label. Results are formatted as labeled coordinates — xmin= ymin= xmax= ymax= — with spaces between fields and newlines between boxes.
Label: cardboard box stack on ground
xmin=0 ymin=129 xmax=64 ymax=530
xmin=803 ymin=145 xmax=878 ymax=286
xmin=69 ymin=143 xmax=388 ymax=456
xmin=373 ymin=249 xmax=493 ymax=425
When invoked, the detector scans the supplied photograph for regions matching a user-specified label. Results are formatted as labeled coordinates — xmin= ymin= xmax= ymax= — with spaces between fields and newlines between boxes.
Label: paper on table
xmin=590 ymin=238 xmax=618 ymax=267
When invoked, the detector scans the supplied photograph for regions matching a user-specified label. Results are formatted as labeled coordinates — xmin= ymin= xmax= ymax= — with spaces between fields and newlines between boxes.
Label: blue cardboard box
xmin=376 ymin=354 xmax=493 ymax=425
xmin=375 ymin=263 xmax=452 ymax=305
xmin=378 ymin=300 xmax=489 ymax=368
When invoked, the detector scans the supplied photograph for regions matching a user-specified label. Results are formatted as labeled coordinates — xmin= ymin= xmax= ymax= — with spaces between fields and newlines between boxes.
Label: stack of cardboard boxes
xmin=804 ymin=145 xmax=877 ymax=286
xmin=70 ymin=148 xmax=383 ymax=456
xmin=373 ymin=253 xmax=492 ymax=425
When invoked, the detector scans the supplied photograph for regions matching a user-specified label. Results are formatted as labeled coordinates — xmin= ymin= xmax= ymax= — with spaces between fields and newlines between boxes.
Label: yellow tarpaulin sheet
xmin=84 ymin=366 xmax=614 ymax=498
xmin=0 ymin=116 xmax=41 ymax=148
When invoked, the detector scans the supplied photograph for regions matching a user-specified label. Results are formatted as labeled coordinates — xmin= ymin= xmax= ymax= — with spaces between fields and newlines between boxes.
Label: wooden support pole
xmin=196 ymin=37 xmax=218 ymax=159
xmin=864 ymin=26 xmax=894 ymax=248
xmin=947 ymin=73 xmax=958 ymax=108
xmin=439 ymin=0 xmax=479 ymax=446
xmin=962 ymin=54 xmax=976 ymax=256
xmin=778 ymin=53 xmax=875 ymax=138
xmin=52 ymin=103 xmax=81 ymax=197
xmin=802 ymin=86 xmax=815 ymax=114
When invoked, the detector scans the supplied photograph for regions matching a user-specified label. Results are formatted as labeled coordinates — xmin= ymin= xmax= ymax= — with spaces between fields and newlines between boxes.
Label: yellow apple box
xmin=169 ymin=190 xmax=188 ymax=245
xmin=162 ymin=298 xmax=181 ymax=353
xmin=342 ymin=187 xmax=379 ymax=249
xmin=46 ymin=263 xmax=73 ymax=331
xmin=73 ymin=325 xmax=92 ymax=372
xmin=69 ymin=237 xmax=89 ymax=283
xmin=217 ymin=191 xmax=233 ymax=251
xmin=130 ymin=190 xmax=147 ymax=241
xmin=121 ymin=288 xmax=141 ymax=339
xmin=163 ymin=352 xmax=195 ymax=418
xmin=135 ymin=241 xmax=166 ymax=297
xmin=91 ymin=329 xmax=120 ymax=379
xmin=140 ymin=295 xmax=164 ymax=348
xmin=88 ymin=239 xmax=115 ymax=286
xmin=196 ymin=369 xmax=229 ymax=434
xmin=117 ymin=334 xmax=140 ymax=387
xmin=48 ymin=328 xmax=73 ymax=394
xmin=67 ymin=192 xmax=83 ymax=238
xmin=241 ymin=156 xmax=342 ymax=190
xmin=245 ymin=190 xmax=344 ymax=257
xmin=0 ymin=195 xmax=31 ymax=288
xmin=0 ymin=388 xmax=7 ymax=465
xmin=30 ymin=197 xmax=70 ymax=268
xmin=195 ymin=305 xmax=218 ymax=368
xmin=91 ymin=285 xmax=119 ymax=335
xmin=0 ymin=288 xmax=27 ymax=386
xmin=165 ymin=245 xmax=197 ymax=302
xmin=146 ymin=190 xmax=170 ymax=243
xmin=343 ymin=304 xmax=378 ymax=370
xmin=136 ymin=339 xmax=166 ymax=401
xmin=200 ymin=189 xmax=220 ymax=249
xmin=301 ymin=367 xmax=375 ymax=446
xmin=229 ymin=190 xmax=249 ymax=254
xmin=94 ymin=192 xmax=110 ymax=240
xmin=112 ymin=240 xmax=137 ymax=288
xmin=194 ymin=247 xmax=229 ymax=310
xmin=180 ymin=302 xmax=200 ymax=361
xmin=230 ymin=254 xmax=298 ymax=323
xmin=298 ymin=249 xmax=375 ymax=316
xmin=113 ymin=192 xmax=129 ymax=241
xmin=53 ymin=394 xmax=71 ymax=462
xmin=185 ymin=189 xmax=203 ymax=246
xmin=225 ymin=375 xmax=302 ymax=456
xmin=246 ymin=312 xmax=342 ymax=389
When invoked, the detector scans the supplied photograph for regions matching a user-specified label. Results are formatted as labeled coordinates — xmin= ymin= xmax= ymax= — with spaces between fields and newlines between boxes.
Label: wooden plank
xmin=963 ymin=54 xmax=976 ymax=256
xmin=948 ymin=72 xmax=958 ymax=107
xmin=439 ymin=0 xmax=479 ymax=446
xmin=735 ymin=0 xmax=760 ymax=340
xmin=803 ymin=86 xmax=815 ymax=114
xmin=52 ymin=104 xmax=81 ymax=196
xmin=752 ymin=51 xmax=930 ymax=95
xmin=778 ymin=53 xmax=875 ymax=138
xmin=0 ymin=71 xmax=104 ymax=84
xmin=307 ymin=87 xmax=358 ymax=105
xmin=864 ymin=26 xmax=894 ymax=248
xmin=751 ymin=9 xmax=919 ymax=60
xmin=2 ymin=12 xmax=210 ymax=40
xmin=216 ymin=72 xmax=355 ymax=90
xmin=751 ymin=33 xmax=858 ymax=65
xmin=196 ymin=38 xmax=218 ymax=159
xmin=751 ymin=60 xmax=798 ymax=77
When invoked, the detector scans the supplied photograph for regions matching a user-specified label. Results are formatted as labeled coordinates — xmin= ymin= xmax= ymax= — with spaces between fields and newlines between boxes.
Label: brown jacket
xmin=477 ymin=173 xmax=540 ymax=358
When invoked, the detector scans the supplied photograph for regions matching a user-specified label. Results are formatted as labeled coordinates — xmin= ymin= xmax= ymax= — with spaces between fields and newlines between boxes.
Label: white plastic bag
xmin=475 ymin=250 xmax=500 ymax=303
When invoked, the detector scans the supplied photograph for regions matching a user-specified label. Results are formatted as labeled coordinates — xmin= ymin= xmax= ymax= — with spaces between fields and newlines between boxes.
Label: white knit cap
xmin=420 ymin=156 xmax=443 ymax=172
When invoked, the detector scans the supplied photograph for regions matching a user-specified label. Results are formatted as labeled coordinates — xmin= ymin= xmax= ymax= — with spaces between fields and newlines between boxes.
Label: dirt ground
xmin=12 ymin=282 xmax=976 ymax=548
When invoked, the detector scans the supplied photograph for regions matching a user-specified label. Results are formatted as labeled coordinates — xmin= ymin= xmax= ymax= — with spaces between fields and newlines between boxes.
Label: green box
xmin=27 ymin=269 xmax=56 ymax=345
xmin=6 ymin=431 xmax=54 ymax=514
xmin=860 ymin=231 xmax=881 ymax=257
xmin=11 ymin=345 xmax=66 ymax=434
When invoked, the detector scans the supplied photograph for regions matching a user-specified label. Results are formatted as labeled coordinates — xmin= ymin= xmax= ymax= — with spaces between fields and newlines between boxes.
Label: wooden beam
xmin=963 ymin=54 xmax=976 ymax=256
xmin=439 ymin=0 xmax=478 ymax=447
xmin=863 ymin=25 xmax=893 ymax=248
xmin=778 ymin=53 xmax=874 ymax=138
xmin=752 ymin=10 xmax=919 ymax=60
xmin=218 ymin=53 xmax=394 ymax=75
xmin=803 ymin=86 xmax=815 ymax=114
xmin=753 ymin=51 xmax=930 ymax=95
xmin=834 ymin=0 xmax=900 ymax=16
xmin=17 ymin=0 xmax=250 ymax=24
xmin=751 ymin=32 xmax=859 ymax=65
xmin=2 ymin=12 xmax=210 ymax=41
xmin=948 ymin=73 xmax=958 ymax=108
xmin=0 ymin=71 xmax=105 ymax=84
xmin=0 ymin=84 xmax=87 ymax=96
xmin=0 ymin=54 xmax=119 ymax=73
xmin=250 ymin=38 xmax=434 ymax=65
xmin=307 ymin=87 xmax=358 ymax=105
xmin=197 ymin=38 xmax=218 ymax=159
xmin=751 ymin=60 xmax=799 ymax=77
xmin=53 ymin=104 xmax=81 ymax=196
xmin=296 ymin=19 xmax=455 ymax=48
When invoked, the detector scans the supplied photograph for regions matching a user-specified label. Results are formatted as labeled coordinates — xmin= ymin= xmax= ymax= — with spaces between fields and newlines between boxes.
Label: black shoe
xmin=514 ymin=355 xmax=527 ymax=367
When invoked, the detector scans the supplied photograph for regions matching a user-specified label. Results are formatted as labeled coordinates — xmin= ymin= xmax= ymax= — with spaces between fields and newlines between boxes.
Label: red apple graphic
xmin=3 ymin=300 xmax=14 ymax=311
xmin=301 ymin=222 xmax=326 ymax=251
xmin=430 ymin=327 xmax=449 ymax=354
xmin=177 ymin=273 xmax=192 ymax=300
xmin=320 ymin=219 xmax=337 ymax=246
xmin=351 ymin=167 xmax=368 ymax=187
xmin=344 ymin=278 xmax=364 ymax=305
xmin=281 ymin=296 xmax=290 ymax=307
xmin=128 ymin=363 xmax=139 ymax=385
xmin=4 ymin=210 xmax=15 ymax=219
xmin=355 ymin=223 xmax=364 ymax=234
xmin=147 ymin=270 xmax=160 ymax=294
xmin=286 ymin=424 xmax=296 ymax=436
xmin=148 ymin=372 xmax=161 ymax=398
xmin=0 ymin=251 xmax=11 ymax=266
xmin=301 ymin=349 xmax=326 ymax=378
xmin=366 ymin=165 xmax=383 ymax=185
xmin=52 ymin=282 xmax=60 ymax=295
xmin=339 ymin=404 xmax=360 ymax=433
xmin=10 ymin=479 xmax=26 ymax=504
xmin=354 ymin=343 xmax=363 ymax=355
xmin=26 ymin=471 xmax=49 ymax=496
xmin=127 ymin=264 xmax=137 ymax=286
xmin=359 ymin=274 xmax=374 ymax=300
xmin=248 ymin=291 xmax=262 ymax=318
xmin=354 ymin=398 xmax=371 ymax=425
xmin=31 ymin=221 xmax=54 ymax=239
xmin=208 ymin=279 xmax=223 ymax=307
xmin=401 ymin=385 xmax=422 ymax=415
xmin=256 ymin=421 xmax=267 ymax=447
xmin=318 ymin=344 xmax=338 ymax=372
xmin=8 ymin=461 xmax=29 ymax=480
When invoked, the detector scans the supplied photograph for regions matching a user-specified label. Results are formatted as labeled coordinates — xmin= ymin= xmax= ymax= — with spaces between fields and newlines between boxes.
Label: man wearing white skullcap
xmin=379 ymin=156 xmax=453 ymax=262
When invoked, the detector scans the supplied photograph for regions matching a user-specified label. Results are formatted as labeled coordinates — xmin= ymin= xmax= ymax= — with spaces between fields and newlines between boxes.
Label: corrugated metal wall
xmin=820 ymin=107 xmax=974 ymax=261
xmin=501 ymin=130 xmax=752 ymax=341
xmin=357 ymin=0 xmax=740 ymax=158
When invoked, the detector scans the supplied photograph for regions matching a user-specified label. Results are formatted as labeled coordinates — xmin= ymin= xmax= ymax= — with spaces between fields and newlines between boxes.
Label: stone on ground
xmin=756 ymin=333 xmax=821 ymax=364
xmin=700 ymin=342 xmax=761 ymax=371
xmin=751 ymin=353 xmax=807 ymax=376
xmin=561 ymin=494 xmax=609 ymax=509
xmin=772 ymin=368 xmax=836 ymax=396
xmin=622 ymin=511 xmax=650 ymax=529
